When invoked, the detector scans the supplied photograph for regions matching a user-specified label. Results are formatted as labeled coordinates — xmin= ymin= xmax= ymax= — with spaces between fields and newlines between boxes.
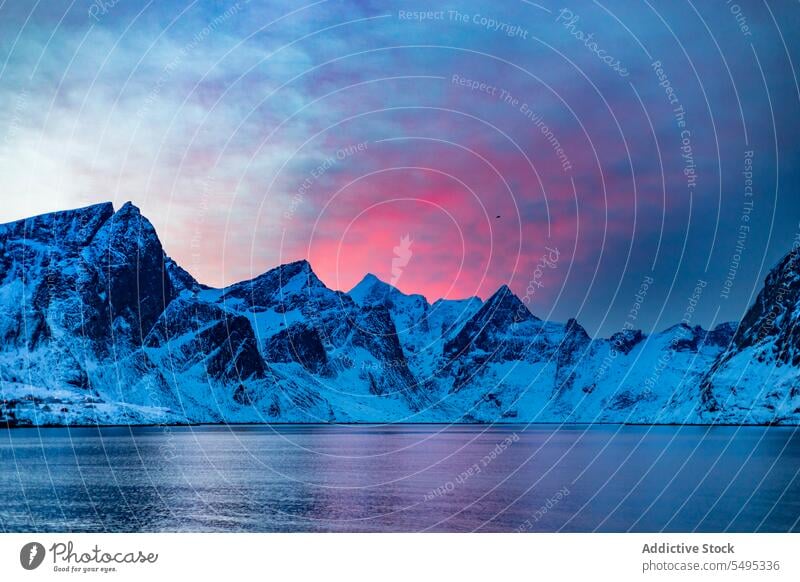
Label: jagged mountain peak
xmin=110 ymin=201 xmax=154 ymax=228
xmin=431 ymin=295 xmax=483 ymax=309
xmin=232 ymin=259 xmax=322 ymax=289
xmin=0 ymin=200 xmax=182 ymax=359
xmin=481 ymin=284 xmax=538 ymax=323
xmin=348 ymin=272 xmax=428 ymax=307
xmin=288 ymin=258 xmax=312 ymax=270
xmin=356 ymin=272 xmax=382 ymax=286
xmin=660 ymin=322 xmax=703 ymax=335
xmin=86 ymin=201 xmax=170 ymax=277
xmin=698 ymin=249 xmax=800 ymax=422
xmin=220 ymin=258 xmax=331 ymax=310
xmin=277 ymin=258 xmax=316 ymax=279
xmin=734 ymin=248 xmax=800 ymax=350
xmin=486 ymin=284 xmax=513 ymax=302
xmin=349 ymin=272 xmax=392 ymax=297
xmin=705 ymin=321 xmax=738 ymax=347
xmin=608 ymin=328 xmax=644 ymax=355
xmin=442 ymin=284 xmax=541 ymax=359
xmin=713 ymin=321 xmax=738 ymax=334
xmin=0 ymin=202 xmax=115 ymax=249
xmin=116 ymin=200 xmax=140 ymax=214
xmin=564 ymin=317 xmax=590 ymax=342
xmin=0 ymin=201 xmax=114 ymax=228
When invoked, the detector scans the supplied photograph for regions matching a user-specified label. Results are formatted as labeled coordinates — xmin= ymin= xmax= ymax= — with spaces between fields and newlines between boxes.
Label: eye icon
xmin=20 ymin=542 xmax=46 ymax=570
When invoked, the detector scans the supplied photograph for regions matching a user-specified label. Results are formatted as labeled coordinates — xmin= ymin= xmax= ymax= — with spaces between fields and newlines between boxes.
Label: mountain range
xmin=1 ymin=202 xmax=799 ymax=426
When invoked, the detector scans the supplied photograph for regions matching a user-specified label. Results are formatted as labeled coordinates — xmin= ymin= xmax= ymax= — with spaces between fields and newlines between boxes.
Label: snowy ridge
xmin=1 ymin=202 xmax=798 ymax=426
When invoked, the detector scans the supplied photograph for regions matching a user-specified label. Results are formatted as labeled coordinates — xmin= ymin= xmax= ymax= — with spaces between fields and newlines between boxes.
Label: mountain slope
xmin=699 ymin=246 xmax=800 ymax=423
xmin=1 ymin=202 xmax=799 ymax=425
xmin=0 ymin=202 xmax=186 ymax=425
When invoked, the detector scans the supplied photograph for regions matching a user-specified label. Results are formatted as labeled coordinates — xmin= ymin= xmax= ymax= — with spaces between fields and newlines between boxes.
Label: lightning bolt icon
xmin=28 ymin=545 xmax=38 ymax=566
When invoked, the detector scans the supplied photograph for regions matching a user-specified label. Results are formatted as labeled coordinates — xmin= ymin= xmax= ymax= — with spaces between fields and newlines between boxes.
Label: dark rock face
xmin=220 ymin=259 xmax=355 ymax=357
xmin=145 ymin=298 xmax=226 ymax=345
xmin=0 ymin=202 xmax=114 ymax=261
xmin=349 ymin=305 xmax=423 ymax=407
xmin=351 ymin=306 xmax=407 ymax=363
xmin=0 ymin=204 xmax=114 ymax=351
xmin=200 ymin=316 xmax=266 ymax=383
xmin=88 ymin=202 xmax=179 ymax=349
xmin=0 ymin=202 xmax=184 ymax=357
xmin=444 ymin=285 xmax=538 ymax=360
xmin=264 ymin=323 xmax=329 ymax=374
xmin=233 ymin=384 xmax=255 ymax=405
xmin=704 ymin=322 xmax=737 ymax=348
xmin=166 ymin=256 xmax=202 ymax=293
xmin=145 ymin=297 xmax=265 ymax=383
xmin=732 ymin=249 xmax=800 ymax=360
xmin=0 ymin=203 xmax=195 ymax=385
xmin=554 ymin=318 xmax=592 ymax=394
xmin=697 ymin=247 xmax=800 ymax=420
xmin=221 ymin=260 xmax=325 ymax=311
xmin=609 ymin=329 xmax=644 ymax=355
xmin=440 ymin=287 xmax=556 ymax=395
xmin=739 ymin=260 xmax=790 ymax=346
xmin=608 ymin=389 xmax=656 ymax=411
xmin=666 ymin=324 xmax=705 ymax=352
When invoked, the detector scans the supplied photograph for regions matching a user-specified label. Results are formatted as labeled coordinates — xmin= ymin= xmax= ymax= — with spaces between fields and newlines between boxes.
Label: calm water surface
xmin=0 ymin=424 xmax=798 ymax=532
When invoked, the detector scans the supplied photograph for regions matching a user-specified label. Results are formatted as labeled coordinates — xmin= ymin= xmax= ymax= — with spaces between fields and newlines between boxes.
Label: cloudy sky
xmin=1 ymin=0 xmax=799 ymax=336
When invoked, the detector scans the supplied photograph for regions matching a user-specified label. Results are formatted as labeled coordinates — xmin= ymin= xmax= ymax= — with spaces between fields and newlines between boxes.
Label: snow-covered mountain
xmin=698 ymin=247 xmax=800 ymax=424
xmin=1 ymin=202 xmax=798 ymax=425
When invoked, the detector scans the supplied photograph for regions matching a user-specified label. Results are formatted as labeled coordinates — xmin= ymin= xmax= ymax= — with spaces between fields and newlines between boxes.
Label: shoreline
xmin=3 ymin=421 xmax=798 ymax=429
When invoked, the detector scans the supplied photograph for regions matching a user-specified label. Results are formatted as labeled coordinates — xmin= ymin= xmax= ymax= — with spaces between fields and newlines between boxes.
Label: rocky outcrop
xmin=699 ymin=247 xmax=800 ymax=423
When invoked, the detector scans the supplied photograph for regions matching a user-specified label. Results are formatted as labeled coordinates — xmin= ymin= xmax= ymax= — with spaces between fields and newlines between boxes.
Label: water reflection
xmin=0 ymin=424 xmax=797 ymax=532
